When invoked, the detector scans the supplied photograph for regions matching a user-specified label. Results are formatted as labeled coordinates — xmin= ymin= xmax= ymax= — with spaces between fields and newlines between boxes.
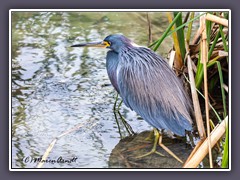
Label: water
xmin=11 ymin=11 xmax=172 ymax=168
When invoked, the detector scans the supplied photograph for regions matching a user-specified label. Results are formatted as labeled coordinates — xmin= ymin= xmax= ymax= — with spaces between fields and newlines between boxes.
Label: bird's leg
xmin=158 ymin=132 xmax=184 ymax=163
xmin=136 ymin=128 xmax=165 ymax=158
xmin=113 ymin=93 xmax=135 ymax=138
xmin=117 ymin=100 xmax=135 ymax=136
xmin=113 ymin=93 xmax=123 ymax=139
xmin=145 ymin=129 xmax=155 ymax=142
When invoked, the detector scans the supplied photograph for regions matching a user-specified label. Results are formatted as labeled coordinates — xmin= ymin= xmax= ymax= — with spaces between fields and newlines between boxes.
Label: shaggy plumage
xmin=104 ymin=34 xmax=192 ymax=136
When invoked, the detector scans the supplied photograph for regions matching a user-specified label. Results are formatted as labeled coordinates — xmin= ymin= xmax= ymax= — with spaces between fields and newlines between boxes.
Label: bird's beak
xmin=71 ymin=41 xmax=110 ymax=48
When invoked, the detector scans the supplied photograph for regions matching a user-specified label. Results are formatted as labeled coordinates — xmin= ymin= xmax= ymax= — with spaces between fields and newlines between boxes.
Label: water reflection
xmin=11 ymin=11 xmax=171 ymax=168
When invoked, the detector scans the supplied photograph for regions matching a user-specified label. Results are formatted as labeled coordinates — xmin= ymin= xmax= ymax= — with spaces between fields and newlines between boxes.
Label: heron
xmin=71 ymin=34 xmax=193 ymax=163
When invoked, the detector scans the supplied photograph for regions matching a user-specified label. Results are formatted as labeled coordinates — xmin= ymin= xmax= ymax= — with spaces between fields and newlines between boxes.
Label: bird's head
xmin=71 ymin=34 xmax=133 ymax=53
xmin=103 ymin=34 xmax=133 ymax=53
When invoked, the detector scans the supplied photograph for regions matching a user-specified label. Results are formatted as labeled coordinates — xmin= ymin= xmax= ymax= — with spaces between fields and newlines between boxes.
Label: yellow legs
xmin=137 ymin=128 xmax=183 ymax=164
xmin=145 ymin=129 xmax=155 ymax=141
xmin=137 ymin=128 xmax=165 ymax=157
xmin=158 ymin=130 xmax=183 ymax=163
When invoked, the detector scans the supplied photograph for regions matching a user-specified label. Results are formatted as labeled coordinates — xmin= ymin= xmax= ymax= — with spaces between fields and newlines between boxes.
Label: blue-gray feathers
xmin=105 ymin=34 xmax=192 ymax=136
xmin=106 ymin=51 xmax=120 ymax=93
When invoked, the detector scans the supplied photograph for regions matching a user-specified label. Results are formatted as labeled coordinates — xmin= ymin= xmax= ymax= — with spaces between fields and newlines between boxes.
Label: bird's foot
xmin=158 ymin=135 xmax=183 ymax=163
xmin=136 ymin=149 xmax=165 ymax=158
xmin=144 ymin=130 xmax=155 ymax=142
xmin=136 ymin=129 xmax=184 ymax=164
xmin=136 ymin=128 xmax=164 ymax=158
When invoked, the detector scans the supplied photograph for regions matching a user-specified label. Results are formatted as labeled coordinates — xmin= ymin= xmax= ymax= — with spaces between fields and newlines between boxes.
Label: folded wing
xmin=117 ymin=47 xmax=192 ymax=136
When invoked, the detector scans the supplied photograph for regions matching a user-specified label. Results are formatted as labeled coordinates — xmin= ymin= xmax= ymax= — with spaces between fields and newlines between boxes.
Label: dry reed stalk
xmin=210 ymin=51 xmax=228 ymax=59
xmin=183 ymin=116 xmax=228 ymax=168
xmin=166 ymin=12 xmax=183 ymax=71
xmin=205 ymin=13 xmax=228 ymax=27
xmin=36 ymin=139 xmax=57 ymax=168
xmin=209 ymin=120 xmax=221 ymax=151
xmin=185 ymin=41 xmax=206 ymax=139
xmin=215 ymin=41 xmax=226 ymax=48
xmin=192 ymin=23 xmax=205 ymax=45
xmin=223 ymin=84 xmax=228 ymax=93
xmin=208 ymin=56 xmax=221 ymax=65
xmin=191 ymin=60 xmax=197 ymax=73
xmin=189 ymin=44 xmax=200 ymax=55
xmin=201 ymin=14 xmax=213 ymax=168
xmin=146 ymin=13 xmax=152 ymax=46
xmin=169 ymin=50 xmax=176 ymax=68
xmin=183 ymin=139 xmax=204 ymax=166
xmin=218 ymin=50 xmax=228 ymax=57
xmin=37 ymin=122 xmax=97 ymax=168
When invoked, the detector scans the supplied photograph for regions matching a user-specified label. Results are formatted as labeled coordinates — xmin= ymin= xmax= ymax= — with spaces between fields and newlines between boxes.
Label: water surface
xmin=11 ymin=11 xmax=172 ymax=168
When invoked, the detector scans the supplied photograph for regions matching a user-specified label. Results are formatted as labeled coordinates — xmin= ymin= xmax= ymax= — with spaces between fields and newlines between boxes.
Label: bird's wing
xmin=117 ymin=47 xmax=192 ymax=136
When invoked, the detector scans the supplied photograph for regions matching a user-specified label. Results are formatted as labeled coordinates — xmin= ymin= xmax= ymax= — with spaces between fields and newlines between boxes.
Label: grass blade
xmin=183 ymin=73 xmax=222 ymax=122
xmin=221 ymin=121 xmax=229 ymax=168
xmin=219 ymin=25 xmax=229 ymax=63
xmin=150 ymin=12 xmax=206 ymax=50
xmin=208 ymin=30 xmax=221 ymax=60
xmin=219 ymin=25 xmax=228 ymax=52
xmin=195 ymin=27 xmax=221 ymax=89
xmin=186 ymin=12 xmax=195 ymax=44
xmin=195 ymin=51 xmax=203 ymax=89
xmin=167 ymin=13 xmax=206 ymax=38
xmin=216 ymin=61 xmax=227 ymax=118
xmin=206 ymin=19 xmax=212 ymax=45
xmin=153 ymin=12 xmax=182 ymax=51
xmin=173 ymin=12 xmax=186 ymax=60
